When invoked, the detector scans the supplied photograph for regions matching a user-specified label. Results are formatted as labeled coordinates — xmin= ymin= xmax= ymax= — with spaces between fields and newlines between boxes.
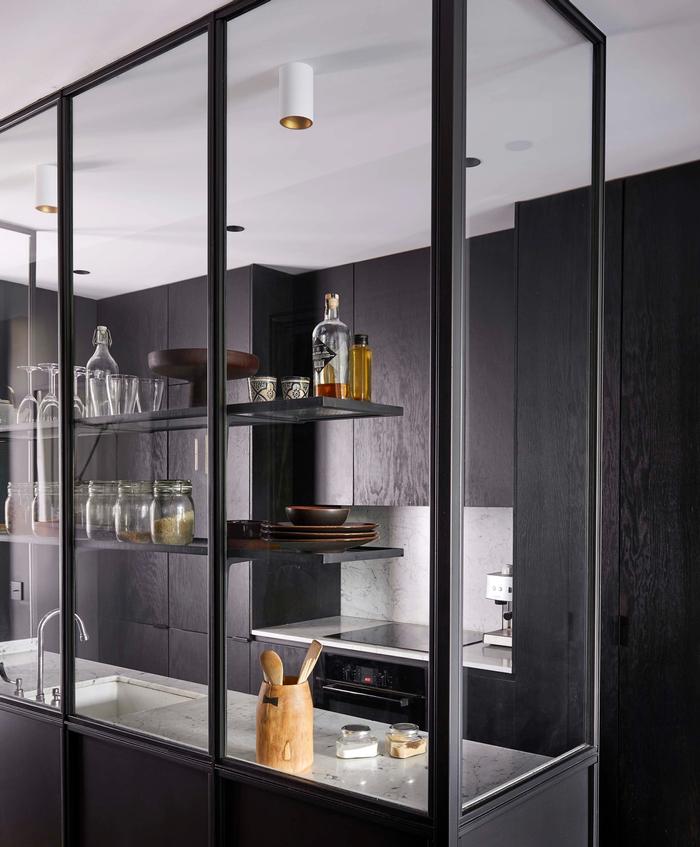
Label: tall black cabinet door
xmin=619 ymin=162 xmax=700 ymax=845
xmin=353 ymin=248 xmax=431 ymax=506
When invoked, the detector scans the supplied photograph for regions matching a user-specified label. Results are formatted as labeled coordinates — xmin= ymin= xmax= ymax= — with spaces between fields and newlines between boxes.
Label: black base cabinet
xmin=0 ymin=707 xmax=61 ymax=847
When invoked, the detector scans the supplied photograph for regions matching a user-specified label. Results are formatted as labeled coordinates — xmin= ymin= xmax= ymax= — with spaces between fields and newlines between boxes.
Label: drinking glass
xmin=88 ymin=373 xmax=109 ymax=417
xmin=73 ymin=366 xmax=87 ymax=418
xmin=16 ymin=365 xmax=40 ymax=423
xmin=106 ymin=374 xmax=138 ymax=416
xmin=37 ymin=363 xmax=59 ymax=422
xmin=135 ymin=377 xmax=165 ymax=413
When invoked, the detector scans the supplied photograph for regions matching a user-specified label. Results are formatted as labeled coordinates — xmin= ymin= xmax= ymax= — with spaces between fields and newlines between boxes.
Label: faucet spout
xmin=36 ymin=609 xmax=90 ymax=704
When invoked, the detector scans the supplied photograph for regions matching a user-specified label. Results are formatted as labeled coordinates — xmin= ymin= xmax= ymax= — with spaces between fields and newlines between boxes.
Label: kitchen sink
xmin=74 ymin=676 xmax=204 ymax=721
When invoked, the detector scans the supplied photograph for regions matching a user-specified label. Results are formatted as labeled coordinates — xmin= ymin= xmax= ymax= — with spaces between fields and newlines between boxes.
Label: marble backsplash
xmin=341 ymin=506 xmax=513 ymax=634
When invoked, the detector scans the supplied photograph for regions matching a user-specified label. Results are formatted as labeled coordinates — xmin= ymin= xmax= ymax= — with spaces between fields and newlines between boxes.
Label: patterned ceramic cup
xmin=281 ymin=377 xmax=310 ymax=400
xmin=248 ymin=376 xmax=277 ymax=402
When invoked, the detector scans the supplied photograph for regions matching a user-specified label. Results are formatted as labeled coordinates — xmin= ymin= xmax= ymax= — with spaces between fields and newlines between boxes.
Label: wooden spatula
xmin=260 ymin=650 xmax=284 ymax=685
xmin=297 ymin=640 xmax=323 ymax=685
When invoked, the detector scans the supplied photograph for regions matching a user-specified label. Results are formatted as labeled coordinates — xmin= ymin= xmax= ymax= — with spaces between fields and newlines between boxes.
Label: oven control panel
xmin=322 ymin=654 xmax=425 ymax=694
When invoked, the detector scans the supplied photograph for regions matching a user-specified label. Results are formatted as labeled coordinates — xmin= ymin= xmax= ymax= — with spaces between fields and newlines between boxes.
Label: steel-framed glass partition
xmin=0 ymin=0 xmax=604 ymax=841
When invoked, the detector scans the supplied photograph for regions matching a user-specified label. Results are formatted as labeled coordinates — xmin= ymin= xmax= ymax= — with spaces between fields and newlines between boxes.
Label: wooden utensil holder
xmin=255 ymin=675 xmax=313 ymax=774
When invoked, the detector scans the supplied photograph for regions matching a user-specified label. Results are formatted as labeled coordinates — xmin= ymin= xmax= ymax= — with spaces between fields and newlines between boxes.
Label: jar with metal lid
xmin=5 ymin=482 xmax=34 ymax=535
xmin=335 ymin=724 xmax=379 ymax=759
xmin=115 ymin=481 xmax=153 ymax=544
xmin=32 ymin=482 xmax=60 ymax=537
xmin=86 ymin=481 xmax=119 ymax=540
xmin=74 ymin=481 xmax=89 ymax=537
xmin=385 ymin=723 xmax=427 ymax=759
xmin=150 ymin=480 xmax=194 ymax=546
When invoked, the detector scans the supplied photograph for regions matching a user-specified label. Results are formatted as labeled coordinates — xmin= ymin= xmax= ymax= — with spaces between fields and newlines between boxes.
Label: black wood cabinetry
xmin=0 ymin=707 xmax=61 ymax=847
xmin=353 ymin=248 xmax=431 ymax=507
xmin=616 ymin=161 xmax=700 ymax=846
xmin=71 ymin=733 xmax=209 ymax=847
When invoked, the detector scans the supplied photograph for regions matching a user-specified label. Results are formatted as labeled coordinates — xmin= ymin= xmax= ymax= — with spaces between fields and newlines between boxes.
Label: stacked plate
xmin=261 ymin=521 xmax=378 ymax=553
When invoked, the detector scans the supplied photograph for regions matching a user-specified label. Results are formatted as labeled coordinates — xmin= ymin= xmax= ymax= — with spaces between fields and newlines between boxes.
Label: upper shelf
xmin=0 ymin=397 xmax=403 ymax=438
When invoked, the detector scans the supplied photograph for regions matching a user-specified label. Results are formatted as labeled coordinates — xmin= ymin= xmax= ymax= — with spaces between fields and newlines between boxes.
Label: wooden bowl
xmin=285 ymin=505 xmax=350 ymax=526
xmin=148 ymin=348 xmax=260 ymax=406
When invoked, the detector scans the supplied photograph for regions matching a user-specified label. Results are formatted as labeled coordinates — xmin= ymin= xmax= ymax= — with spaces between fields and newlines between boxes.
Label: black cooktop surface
xmin=327 ymin=623 xmax=482 ymax=653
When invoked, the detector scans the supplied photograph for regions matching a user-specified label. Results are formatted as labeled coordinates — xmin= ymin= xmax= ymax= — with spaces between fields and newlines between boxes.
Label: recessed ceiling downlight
xmin=73 ymin=269 xmax=90 ymax=275
xmin=279 ymin=62 xmax=314 ymax=130
xmin=465 ymin=157 xmax=481 ymax=168
xmin=505 ymin=140 xmax=533 ymax=152
xmin=227 ymin=225 xmax=245 ymax=233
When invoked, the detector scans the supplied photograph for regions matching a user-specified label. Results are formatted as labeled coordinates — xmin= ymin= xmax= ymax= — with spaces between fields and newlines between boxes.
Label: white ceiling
xmin=0 ymin=0 xmax=699 ymax=298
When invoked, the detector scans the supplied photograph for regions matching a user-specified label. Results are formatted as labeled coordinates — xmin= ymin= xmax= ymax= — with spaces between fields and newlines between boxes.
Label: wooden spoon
xmin=260 ymin=650 xmax=284 ymax=685
xmin=297 ymin=640 xmax=323 ymax=685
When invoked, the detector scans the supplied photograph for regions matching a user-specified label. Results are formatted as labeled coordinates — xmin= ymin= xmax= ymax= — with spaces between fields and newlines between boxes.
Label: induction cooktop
xmin=327 ymin=623 xmax=482 ymax=653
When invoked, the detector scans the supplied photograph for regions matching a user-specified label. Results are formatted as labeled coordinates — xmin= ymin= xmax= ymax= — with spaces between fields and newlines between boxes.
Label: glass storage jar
xmin=335 ymin=724 xmax=379 ymax=759
xmin=5 ymin=482 xmax=34 ymax=535
xmin=86 ymin=480 xmax=119 ymax=540
xmin=150 ymin=480 xmax=194 ymax=546
xmin=32 ymin=481 xmax=60 ymax=537
xmin=74 ymin=481 xmax=89 ymax=537
xmin=115 ymin=481 xmax=153 ymax=544
xmin=385 ymin=723 xmax=427 ymax=759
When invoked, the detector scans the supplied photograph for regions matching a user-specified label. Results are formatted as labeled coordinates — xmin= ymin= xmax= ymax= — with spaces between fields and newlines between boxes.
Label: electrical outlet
xmin=10 ymin=581 xmax=24 ymax=601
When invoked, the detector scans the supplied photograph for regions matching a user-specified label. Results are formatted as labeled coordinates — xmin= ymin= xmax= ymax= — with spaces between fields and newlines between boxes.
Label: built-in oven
xmin=314 ymin=652 xmax=427 ymax=729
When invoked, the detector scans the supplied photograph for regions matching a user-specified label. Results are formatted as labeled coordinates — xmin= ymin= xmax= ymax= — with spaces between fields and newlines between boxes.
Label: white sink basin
xmin=74 ymin=675 xmax=204 ymax=721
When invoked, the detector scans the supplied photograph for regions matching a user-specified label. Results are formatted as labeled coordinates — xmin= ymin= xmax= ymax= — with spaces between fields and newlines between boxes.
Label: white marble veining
xmin=253 ymin=616 xmax=512 ymax=673
xmin=341 ymin=506 xmax=430 ymax=624
xmin=0 ymin=648 xmax=540 ymax=810
xmin=463 ymin=507 xmax=513 ymax=634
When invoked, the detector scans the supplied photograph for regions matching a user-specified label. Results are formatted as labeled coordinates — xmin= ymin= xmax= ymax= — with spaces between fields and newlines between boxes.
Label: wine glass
xmin=37 ymin=363 xmax=59 ymax=422
xmin=16 ymin=365 xmax=40 ymax=423
xmin=73 ymin=366 xmax=87 ymax=418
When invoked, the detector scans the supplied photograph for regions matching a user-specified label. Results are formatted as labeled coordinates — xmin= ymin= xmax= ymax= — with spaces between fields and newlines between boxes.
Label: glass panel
xmin=71 ymin=36 xmax=209 ymax=748
xmin=0 ymin=106 xmax=61 ymax=709
xmin=461 ymin=0 xmax=593 ymax=808
xmin=225 ymin=0 xmax=433 ymax=812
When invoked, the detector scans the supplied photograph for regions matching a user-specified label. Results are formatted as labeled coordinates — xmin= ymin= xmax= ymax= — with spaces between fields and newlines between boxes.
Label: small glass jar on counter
xmin=115 ymin=481 xmax=153 ymax=544
xmin=74 ymin=481 xmax=89 ymax=537
xmin=385 ymin=723 xmax=427 ymax=759
xmin=5 ymin=482 xmax=34 ymax=535
xmin=336 ymin=724 xmax=379 ymax=759
xmin=86 ymin=480 xmax=119 ymax=540
xmin=32 ymin=482 xmax=60 ymax=537
xmin=150 ymin=480 xmax=194 ymax=546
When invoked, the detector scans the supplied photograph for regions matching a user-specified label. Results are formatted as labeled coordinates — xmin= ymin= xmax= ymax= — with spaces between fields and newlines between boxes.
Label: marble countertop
xmin=0 ymin=646 xmax=535 ymax=811
xmin=252 ymin=616 xmax=513 ymax=674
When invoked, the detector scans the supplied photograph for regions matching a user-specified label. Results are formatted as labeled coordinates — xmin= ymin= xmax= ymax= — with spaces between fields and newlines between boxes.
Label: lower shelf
xmin=0 ymin=533 xmax=402 ymax=564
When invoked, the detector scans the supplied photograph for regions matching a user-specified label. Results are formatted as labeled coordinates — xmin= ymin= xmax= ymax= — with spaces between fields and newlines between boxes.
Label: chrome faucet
xmin=36 ymin=609 xmax=89 ymax=704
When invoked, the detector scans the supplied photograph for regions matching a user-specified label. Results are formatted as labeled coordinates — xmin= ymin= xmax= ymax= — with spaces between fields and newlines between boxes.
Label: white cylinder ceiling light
xmin=279 ymin=62 xmax=314 ymax=130
xmin=35 ymin=163 xmax=58 ymax=213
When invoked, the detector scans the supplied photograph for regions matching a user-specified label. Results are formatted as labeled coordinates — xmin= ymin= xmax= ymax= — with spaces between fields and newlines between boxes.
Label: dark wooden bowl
xmin=285 ymin=505 xmax=350 ymax=526
xmin=148 ymin=348 xmax=260 ymax=406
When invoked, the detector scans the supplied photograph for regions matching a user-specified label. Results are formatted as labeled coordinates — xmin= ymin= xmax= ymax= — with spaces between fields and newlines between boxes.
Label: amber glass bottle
xmin=349 ymin=333 xmax=372 ymax=401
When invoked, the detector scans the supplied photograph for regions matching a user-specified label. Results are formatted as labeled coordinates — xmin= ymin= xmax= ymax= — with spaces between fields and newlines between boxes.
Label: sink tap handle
xmin=14 ymin=678 xmax=24 ymax=698
xmin=50 ymin=687 xmax=60 ymax=708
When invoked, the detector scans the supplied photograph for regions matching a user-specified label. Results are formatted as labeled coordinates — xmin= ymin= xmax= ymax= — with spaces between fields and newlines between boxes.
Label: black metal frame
xmin=0 ymin=1 xmax=605 ymax=843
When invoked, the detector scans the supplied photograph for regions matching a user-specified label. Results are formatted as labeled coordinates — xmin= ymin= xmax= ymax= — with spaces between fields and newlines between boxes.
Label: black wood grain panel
xmin=226 ymin=266 xmax=252 ymax=520
xmin=353 ymin=248 xmax=431 ymax=506
xmin=598 ymin=180 xmax=623 ymax=844
xmin=169 ymin=627 xmax=207 ymax=685
xmin=72 ymin=733 xmax=208 ymax=847
xmin=97 ymin=618 xmax=168 ymax=676
xmin=618 ymin=161 xmax=700 ymax=846
xmin=98 ymin=550 xmax=168 ymax=626
xmin=513 ymin=188 xmax=590 ymax=756
xmin=223 ymin=778 xmax=429 ymax=847
xmin=250 ymin=561 xmax=340 ymax=631
xmin=227 ymin=560 xmax=250 ymax=639
xmin=169 ymin=554 xmax=207 ymax=633
xmin=227 ymin=637 xmax=250 ymax=694
xmin=0 ymin=705 xmax=61 ymax=847
xmin=466 ymin=229 xmax=515 ymax=507
xmin=464 ymin=669 xmax=516 ymax=748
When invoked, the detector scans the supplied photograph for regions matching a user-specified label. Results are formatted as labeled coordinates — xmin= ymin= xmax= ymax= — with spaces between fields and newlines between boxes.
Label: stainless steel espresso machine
xmin=483 ymin=565 xmax=513 ymax=647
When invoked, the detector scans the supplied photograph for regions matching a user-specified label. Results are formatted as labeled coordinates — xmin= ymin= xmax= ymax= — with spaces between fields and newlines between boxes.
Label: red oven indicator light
xmin=363 ymin=675 xmax=373 ymax=684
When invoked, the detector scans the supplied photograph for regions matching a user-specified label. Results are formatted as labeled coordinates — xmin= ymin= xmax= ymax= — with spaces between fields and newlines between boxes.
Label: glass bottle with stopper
xmin=86 ymin=325 xmax=119 ymax=416
xmin=312 ymin=293 xmax=349 ymax=398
